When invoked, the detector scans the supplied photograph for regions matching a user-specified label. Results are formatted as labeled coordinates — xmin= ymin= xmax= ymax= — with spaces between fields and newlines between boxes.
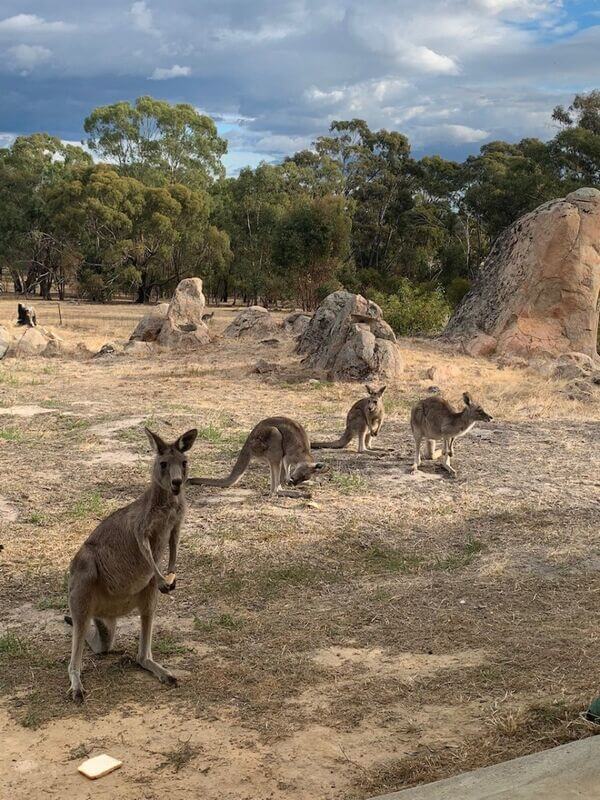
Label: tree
xmin=84 ymin=96 xmax=227 ymax=187
xmin=0 ymin=134 xmax=91 ymax=297
xmin=274 ymin=195 xmax=351 ymax=309
xmin=48 ymin=164 xmax=225 ymax=302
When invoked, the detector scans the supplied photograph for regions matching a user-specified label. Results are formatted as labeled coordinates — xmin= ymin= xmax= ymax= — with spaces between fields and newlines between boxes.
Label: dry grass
xmin=0 ymin=295 xmax=599 ymax=799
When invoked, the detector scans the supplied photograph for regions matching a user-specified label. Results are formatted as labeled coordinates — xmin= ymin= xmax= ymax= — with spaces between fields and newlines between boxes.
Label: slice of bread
xmin=78 ymin=754 xmax=123 ymax=780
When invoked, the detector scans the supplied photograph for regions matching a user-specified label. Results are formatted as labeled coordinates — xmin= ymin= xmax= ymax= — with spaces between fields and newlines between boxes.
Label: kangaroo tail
xmin=187 ymin=439 xmax=252 ymax=487
xmin=311 ymin=428 xmax=353 ymax=450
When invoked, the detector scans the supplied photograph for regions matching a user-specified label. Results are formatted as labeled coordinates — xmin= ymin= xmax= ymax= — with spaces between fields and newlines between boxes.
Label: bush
xmin=447 ymin=277 xmax=470 ymax=307
xmin=369 ymin=280 xmax=451 ymax=336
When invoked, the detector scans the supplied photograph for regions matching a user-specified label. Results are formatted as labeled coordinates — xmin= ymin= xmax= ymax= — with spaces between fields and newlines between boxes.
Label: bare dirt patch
xmin=1 ymin=296 xmax=599 ymax=799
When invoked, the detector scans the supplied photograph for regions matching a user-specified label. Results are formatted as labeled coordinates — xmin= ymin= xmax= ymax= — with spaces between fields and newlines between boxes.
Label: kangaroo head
xmin=289 ymin=461 xmax=326 ymax=485
xmin=365 ymin=384 xmax=386 ymax=414
xmin=462 ymin=392 xmax=493 ymax=422
xmin=145 ymin=427 xmax=198 ymax=496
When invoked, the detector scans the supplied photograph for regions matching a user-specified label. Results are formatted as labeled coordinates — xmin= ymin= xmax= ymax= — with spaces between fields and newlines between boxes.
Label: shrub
xmin=447 ymin=277 xmax=471 ymax=307
xmin=370 ymin=280 xmax=451 ymax=336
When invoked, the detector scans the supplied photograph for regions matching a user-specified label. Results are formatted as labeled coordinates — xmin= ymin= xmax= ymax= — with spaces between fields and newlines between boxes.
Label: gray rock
xmin=296 ymin=290 xmax=403 ymax=382
xmin=130 ymin=303 xmax=169 ymax=341
xmin=158 ymin=278 xmax=211 ymax=348
xmin=0 ymin=326 xmax=11 ymax=359
xmin=224 ymin=306 xmax=281 ymax=339
xmin=283 ymin=310 xmax=312 ymax=337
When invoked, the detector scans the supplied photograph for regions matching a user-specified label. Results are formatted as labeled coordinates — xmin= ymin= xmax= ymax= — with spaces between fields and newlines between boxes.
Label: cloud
xmin=149 ymin=64 xmax=191 ymax=80
xmin=0 ymin=14 xmax=73 ymax=34
xmin=438 ymin=124 xmax=490 ymax=143
xmin=130 ymin=2 xmax=157 ymax=35
xmin=7 ymin=44 xmax=52 ymax=74
xmin=0 ymin=0 xmax=597 ymax=172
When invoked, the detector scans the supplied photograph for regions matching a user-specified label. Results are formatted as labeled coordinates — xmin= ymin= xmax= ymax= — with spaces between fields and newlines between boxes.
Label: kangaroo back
xmin=187 ymin=437 xmax=252 ymax=486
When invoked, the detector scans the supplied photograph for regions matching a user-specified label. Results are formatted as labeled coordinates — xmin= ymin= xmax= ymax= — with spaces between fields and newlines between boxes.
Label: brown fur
xmin=410 ymin=392 xmax=492 ymax=476
xmin=312 ymin=385 xmax=386 ymax=453
xmin=187 ymin=416 xmax=324 ymax=497
xmin=65 ymin=427 xmax=198 ymax=702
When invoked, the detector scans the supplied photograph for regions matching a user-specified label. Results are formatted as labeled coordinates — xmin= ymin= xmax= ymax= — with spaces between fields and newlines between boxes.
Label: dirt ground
xmin=0 ymin=295 xmax=599 ymax=800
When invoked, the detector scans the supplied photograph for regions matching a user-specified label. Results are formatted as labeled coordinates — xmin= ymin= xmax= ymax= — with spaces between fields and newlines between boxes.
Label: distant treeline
xmin=1 ymin=91 xmax=598 ymax=335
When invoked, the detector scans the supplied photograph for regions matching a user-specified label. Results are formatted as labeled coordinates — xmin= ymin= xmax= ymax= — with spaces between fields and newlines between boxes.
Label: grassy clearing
xmin=0 ymin=299 xmax=599 ymax=799
xmin=0 ymin=427 xmax=23 ymax=442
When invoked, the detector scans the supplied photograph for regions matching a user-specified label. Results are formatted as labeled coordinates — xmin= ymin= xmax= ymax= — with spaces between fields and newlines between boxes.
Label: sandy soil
xmin=0 ymin=295 xmax=599 ymax=799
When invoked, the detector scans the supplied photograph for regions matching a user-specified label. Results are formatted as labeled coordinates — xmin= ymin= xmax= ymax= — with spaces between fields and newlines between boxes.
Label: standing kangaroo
xmin=312 ymin=385 xmax=386 ymax=453
xmin=411 ymin=392 xmax=492 ymax=476
xmin=187 ymin=417 xmax=324 ymax=497
xmin=66 ymin=427 xmax=198 ymax=702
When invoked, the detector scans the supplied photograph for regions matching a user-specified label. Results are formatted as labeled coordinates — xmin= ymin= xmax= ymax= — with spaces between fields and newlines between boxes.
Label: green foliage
xmin=2 ymin=91 xmax=598 ymax=314
xmin=446 ymin=277 xmax=471 ymax=307
xmin=84 ymin=95 xmax=227 ymax=186
xmin=370 ymin=282 xmax=451 ymax=336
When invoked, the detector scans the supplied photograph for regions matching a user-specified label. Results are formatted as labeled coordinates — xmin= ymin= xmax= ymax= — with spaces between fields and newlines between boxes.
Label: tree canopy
xmin=1 ymin=90 xmax=598 ymax=334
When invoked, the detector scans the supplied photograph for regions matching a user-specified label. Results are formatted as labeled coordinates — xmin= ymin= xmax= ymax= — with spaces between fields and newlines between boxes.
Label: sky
xmin=0 ymin=0 xmax=599 ymax=174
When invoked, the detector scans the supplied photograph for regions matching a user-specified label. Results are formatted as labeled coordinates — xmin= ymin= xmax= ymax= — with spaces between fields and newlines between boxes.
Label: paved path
xmin=373 ymin=737 xmax=600 ymax=800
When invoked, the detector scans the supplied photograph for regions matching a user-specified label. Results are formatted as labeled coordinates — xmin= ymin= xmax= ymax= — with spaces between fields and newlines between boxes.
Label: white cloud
xmin=130 ymin=2 xmax=157 ymax=35
xmin=149 ymin=63 xmax=191 ymax=80
xmin=440 ymin=124 xmax=490 ymax=143
xmin=253 ymin=133 xmax=313 ymax=154
xmin=0 ymin=13 xmax=73 ymax=33
xmin=8 ymin=44 xmax=52 ymax=74
xmin=405 ymin=45 xmax=459 ymax=75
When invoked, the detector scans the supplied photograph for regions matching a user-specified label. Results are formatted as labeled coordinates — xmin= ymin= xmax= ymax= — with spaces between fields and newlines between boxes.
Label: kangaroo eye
xmin=160 ymin=461 xmax=168 ymax=470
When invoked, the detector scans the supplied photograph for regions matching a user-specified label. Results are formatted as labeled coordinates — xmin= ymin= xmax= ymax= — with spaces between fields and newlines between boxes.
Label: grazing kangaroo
xmin=411 ymin=392 xmax=492 ymax=476
xmin=65 ymin=427 xmax=198 ymax=702
xmin=187 ymin=417 xmax=324 ymax=497
xmin=312 ymin=385 xmax=386 ymax=453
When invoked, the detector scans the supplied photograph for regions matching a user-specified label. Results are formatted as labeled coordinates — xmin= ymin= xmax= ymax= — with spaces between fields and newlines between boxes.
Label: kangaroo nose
xmin=171 ymin=478 xmax=183 ymax=489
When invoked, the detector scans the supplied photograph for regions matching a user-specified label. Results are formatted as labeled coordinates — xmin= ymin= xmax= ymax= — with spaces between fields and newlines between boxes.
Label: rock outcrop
xmin=0 ymin=326 xmax=10 ymax=359
xmin=8 ymin=326 xmax=63 ymax=357
xmin=283 ymin=310 xmax=312 ymax=338
xmin=444 ymin=188 xmax=600 ymax=361
xmin=130 ymin=303 xmax=168 ymax=342
xmin=296 ymin=291 xmax=403 ymax=382
xmin=128 ymin=279 xmax=211 ymax=349
xmin=224 ymin=306 xmax=281 ymax=339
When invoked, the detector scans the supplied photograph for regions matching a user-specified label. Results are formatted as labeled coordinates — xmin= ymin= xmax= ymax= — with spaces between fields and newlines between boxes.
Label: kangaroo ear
xmin=365 ymin=384 xmax=375 ymax=395
xmin=377 ymin=385 xmax=387 ymax=396
xmin=463 ymin=392 xmax=472 ymax=406
xmin=177 ymin=429 xmax=198 ymax=452
xmin=145 ymin=427 xmax=167 ymax=454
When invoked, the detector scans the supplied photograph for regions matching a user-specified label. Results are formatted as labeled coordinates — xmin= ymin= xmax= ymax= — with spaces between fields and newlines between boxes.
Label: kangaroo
xmin=201 ymin=312 xmax=214 ymax=323
xmin=410 ymin=392 xmax=492 ymax=477
xmin=312 ymin=385 xmax=386 ymax=453
xmin=65 ymin=427 xmax=198 ymax=702
xmin=187 ymin=416 xmax=324 ymax=497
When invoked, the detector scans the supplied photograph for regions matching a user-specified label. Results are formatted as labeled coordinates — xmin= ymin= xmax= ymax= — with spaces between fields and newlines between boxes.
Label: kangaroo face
xmin=289 ymin=461 xmax=325 ymax=485
xmin=463 ymin=392 xmax=493 ymax=423
xmin=146 ymin=428 xmax=198 ymax=496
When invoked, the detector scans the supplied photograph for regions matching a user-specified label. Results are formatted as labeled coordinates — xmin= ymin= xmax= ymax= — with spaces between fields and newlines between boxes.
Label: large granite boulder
xmin=128 ymin=279 xmax=211 ymax=349
xmin=296 ymin=291 xmax=403 ymax=381
xmin=130 ymin=303 xmax=169 ymax=342
xmin=224 ymin=306 xmax=281 ymax=339
xmin=444 ymin=188 xmax=600 ymax=361
xmin=9 ymin=326 xmax=63 ymax=357
xmin=283 ymin=310 xmax=312 ymax=338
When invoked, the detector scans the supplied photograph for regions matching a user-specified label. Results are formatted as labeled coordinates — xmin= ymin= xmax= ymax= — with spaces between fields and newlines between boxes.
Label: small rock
xmin=253 ymin=359 xmax=279 ymax=374
xmin=465 ymin=333 xmax=497 ymax=358
xmin=260 ymin=338 xmax=281 ymax=347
